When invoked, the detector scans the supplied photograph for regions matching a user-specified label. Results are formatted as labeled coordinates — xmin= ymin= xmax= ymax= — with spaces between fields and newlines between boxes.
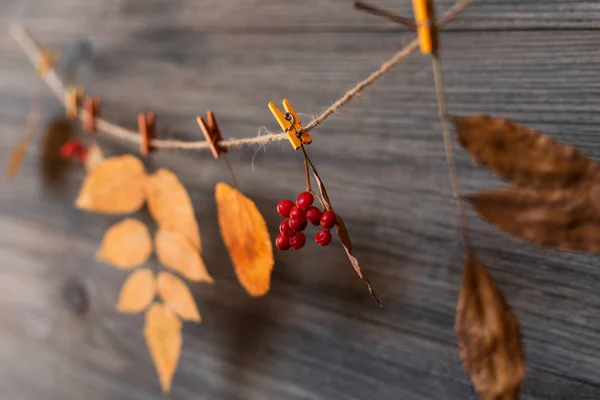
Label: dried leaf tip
xmin=456 ymin=250 xmax=525 ymax=400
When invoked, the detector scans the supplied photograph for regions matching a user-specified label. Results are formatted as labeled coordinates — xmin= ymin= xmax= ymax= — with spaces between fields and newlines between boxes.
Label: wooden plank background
xmin=2 ymin=0 xmax=600 ymax=399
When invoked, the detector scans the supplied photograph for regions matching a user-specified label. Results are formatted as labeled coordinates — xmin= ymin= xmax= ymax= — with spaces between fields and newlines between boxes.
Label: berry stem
xmin=302 ymin=145 xmax=333 ymax=212
xmin=300 ymin=144 xmax=312 ymax=192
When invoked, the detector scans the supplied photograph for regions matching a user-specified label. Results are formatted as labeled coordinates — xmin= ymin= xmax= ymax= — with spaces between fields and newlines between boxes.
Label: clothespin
xmin=412 ymin=0 xmax=438 ymax=54
xmin=83 ymin=96 xmax=102 ymax=132
xmin=137 ymin=112 xmax=156 ymax=156
xmin=268 ymin=98 xmax=312 ymax=150
xmin=65 ymin=85 xmax=85 ymax=119
xmin=196 ymin=111 xmax=227 ymax=159
xmin=36 ymin=50 xmax=59 ymax=77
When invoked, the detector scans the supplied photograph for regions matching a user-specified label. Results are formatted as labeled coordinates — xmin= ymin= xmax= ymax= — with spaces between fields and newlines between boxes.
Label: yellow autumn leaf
xmin=157 ymin=272 xmax=201 ymax=322
xmin=5 ymin=136 xmax=31 ymax=182
xmin=97 ymin=218 xmax=152 ymax=269
xmin=144 ymin=302 xmax=182 ymax=393
xmin=84 ymin=143 xmax=105 ymax=171
xmin=145 ymin=169 xmax=201 ymax=249
xmin=117 ymin=268 xmax=156 ymax=313
xmin=75 ymin=154 xmax=146 ymax=214
xmin=5 ymin=108 xmax=40 ymax=182
xmin=155 ymin=229 xmax=213 ymax=283
xmin=215 ymin=182 xmax=274 ymax=297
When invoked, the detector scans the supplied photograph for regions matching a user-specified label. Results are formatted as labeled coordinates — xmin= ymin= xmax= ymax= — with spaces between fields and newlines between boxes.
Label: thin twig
xmin=300 ymin=145 xmax=312 ymax=192
xmin=222 ymin=154 xmax=239 ymax=189
xmin=9 ymin=0 xmax=474 ymax=152
xmin=354 ymin=1 xmax=417 ymax=30
xmin=431 ymin=52 xmax=469 ymax=245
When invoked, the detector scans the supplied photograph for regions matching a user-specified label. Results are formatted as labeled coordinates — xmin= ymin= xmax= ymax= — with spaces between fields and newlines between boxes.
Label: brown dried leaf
xmin=157 ymin=272 xmax=201 ymax=322
xmin=144 ymin=302 xmax=182 ymax=393
xmin=469 ymin=186 xmax=600 ymax=253
xmin=97 ymin=218 xmax=152 ymax=269
xmin=75 ymin=155 xmax=146 ymax=214
xmin=306 ymin=154 xmax=380 ymax=305
xmin=215 ymin=182 xmax=273 ymax=297
xmin=84 ymin=143 xmax=105 ymax=171
xmin=40 ymin=117 xmax=74 ymax=189
xmin=454 ymin=115 xmax=599 ymax=189
xmin=145 ymin=169 xmax=201 ymax=249
xmin=155 ymin=229 xmax=213 ymax=283
xmin=117 ymin=268 xmax=156 ymax=313
xmin=456 ymin=250 xmax=525 ymax=400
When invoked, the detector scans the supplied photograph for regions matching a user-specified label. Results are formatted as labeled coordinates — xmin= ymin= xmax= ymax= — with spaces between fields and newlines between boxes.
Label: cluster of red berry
xmin=276 ymin=191 xmax=337 ymax=250
xmin=60 ymin=140 xmax=88 ymax=164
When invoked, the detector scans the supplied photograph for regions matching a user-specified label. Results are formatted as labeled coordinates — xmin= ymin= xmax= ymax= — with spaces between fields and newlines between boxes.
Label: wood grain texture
xmin=3 ymin=1 xmax=600 ymax=399
xmin=3 ymin=0 xmax=600 ymax=31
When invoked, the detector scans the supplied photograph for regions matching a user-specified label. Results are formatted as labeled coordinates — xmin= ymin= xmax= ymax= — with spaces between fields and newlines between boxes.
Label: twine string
xmin=9 ymin=0 xmax=473 ymax=152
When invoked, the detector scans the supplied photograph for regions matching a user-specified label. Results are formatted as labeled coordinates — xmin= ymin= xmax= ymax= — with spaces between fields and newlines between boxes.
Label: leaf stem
xmin=300 ymin=144 xmax=312 ymax=192
xmin=222 ymin=154 xmax=239 ymax=189
xmin=431 ymin=51 xmax=469 ymax=246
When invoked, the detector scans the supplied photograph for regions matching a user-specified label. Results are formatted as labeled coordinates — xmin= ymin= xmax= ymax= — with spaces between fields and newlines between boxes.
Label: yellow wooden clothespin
xmin=412 ymin=0 xmax=438 ymax=54
xmin=65 ymin=85 xmax=85 ymax=119
xmin=268 ymin=98 xmax=312 ymax=150
xmin=36 ymin=50 xmax=59 ymax=77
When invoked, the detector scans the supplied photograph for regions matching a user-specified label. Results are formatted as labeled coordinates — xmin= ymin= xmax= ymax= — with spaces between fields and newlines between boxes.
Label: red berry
xmin=320 ymin=210 xmax=337 ymax=230
xmin=289 ymin=218 xmax=307 ymax=232
xmin=289 ymin=205 xmax=306 ymax=222
xmin=289 ymin=232 xmax=306 ymax=250
xmin=279 ymin=220 xmax=293 ymax=237
xmin=315 ymin=230 xmax=332 ymax=246
xmin=277 ymin=200 xmax=294 ymax=218
xmin=276 ymin=234 xmax=290 ymax=250
xmin=296 ymin=191 xmax=314 ymax=210
xmin=306 ymin=206 xmax=322 ymax=226
xmin=60 ymin=140 xmax=81 ymax=158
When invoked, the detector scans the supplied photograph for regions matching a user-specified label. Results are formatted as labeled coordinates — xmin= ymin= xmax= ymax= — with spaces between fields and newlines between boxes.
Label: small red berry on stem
xmin=289 ymin=218 xmax=307 ymax=232
xmin=289 ymin=205 xmax=306 ymax=222
xmin=306 ymin=206 xmax=322 ymax=226
xmin=320 ymin=210 xmax=337 ymax=230
xmin=60 ymin=140 xmax=81 ymax=159
xmin=315 ymin=230 xmax=332 ymax=246
xmin=276 ymin=234 xmax=290 ymax=250
xmin=296 ymin=191 xmax=314 ymax=210
xmin=277 ymin=200 xmax=294 ymax=218
xmin=289 ymin=232 xmax=306 ymax=250
xmin=279 ymin=220 xmax=293 ymax=237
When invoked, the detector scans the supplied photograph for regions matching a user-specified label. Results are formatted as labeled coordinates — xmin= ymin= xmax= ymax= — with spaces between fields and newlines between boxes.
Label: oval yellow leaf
xmin=157 ymin=272 xmax=201 ymax=322
xmin=155 ymin=229 xmax=213 ymax=283
xmin=75 ymin=155 xmax=146 ymax=214
xmin=145 ymin=169 xmax=201 ymax=249
xmin=215 ymin=182 xmax=274 ymax=297
xmin=96 ymin=218 xmax=152 ymax=269
xmin=117 ymin=268 xmax=156 ymax=313
xmin=144 ymin=302 xmax=182 ymax=393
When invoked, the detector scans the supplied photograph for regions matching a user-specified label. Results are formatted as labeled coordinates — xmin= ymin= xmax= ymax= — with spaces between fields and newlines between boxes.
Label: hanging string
xmin=9 ymin=0 xmax=474 ymax=152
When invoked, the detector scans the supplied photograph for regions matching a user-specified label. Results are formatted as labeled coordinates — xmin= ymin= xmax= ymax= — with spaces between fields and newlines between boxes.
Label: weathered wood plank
xmin=3 ymin=0 xmax=600 ymax=32
xmin=3 ymin=9 xmax=600 ymax=400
